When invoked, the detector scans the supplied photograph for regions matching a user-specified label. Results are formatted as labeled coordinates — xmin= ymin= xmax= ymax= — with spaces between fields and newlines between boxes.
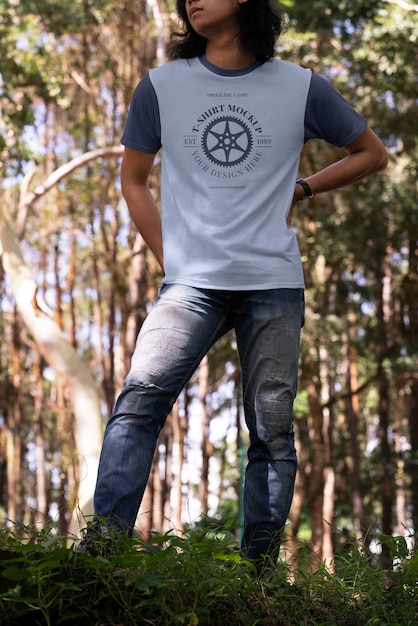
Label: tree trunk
xmin=172 ymin=400 xmax=185 ymax=532
xmin=140 ymin=455 xmax=157 ymax=540
xmin=408 ymin=379 xmax=418 ymax=548
xmin=306 ymin=365 xmax=325 ymax=564
xmin=6 ymin=311 xmax=23 ymax=531
xmin=286 ymin=457 xmax=306 ymax=573
xmin=375 ymin=258 xmax=394 ymax=568
xmin=404 ymin=232 xmax=418 ymax=546
xmin=6 ymin=407 xmax=21 ymax=530
xmin=198 ymin=356 xmax=211 ymax=514
xmin=344 ymin=315 xmax=368 ymax=542
xmin=394 ymin=398 xmax=406 ymax=538
xmin=320 ymin=346 xmax=335 ymax=570
xmin=0 ymin=419 xmax=7 ymax=510
xmin=161 ymin=414 xmax=174 ymax=531
xmin=33 ymin=353 xmax=48 ymax=528
xmin=0 ymin=207 xmax=103 ymax=539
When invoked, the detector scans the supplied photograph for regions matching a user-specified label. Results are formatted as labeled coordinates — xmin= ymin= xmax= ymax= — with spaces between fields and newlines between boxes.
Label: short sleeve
xmin=304 ymin=73 xmax=367 ymax=147
xmin=121 ymin=73 xmax=162 ymax=154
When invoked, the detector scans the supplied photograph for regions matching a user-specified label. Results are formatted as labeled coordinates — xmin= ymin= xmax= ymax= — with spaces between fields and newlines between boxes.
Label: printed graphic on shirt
xmin=184 ymin=99 xmax=271 ymax=180
xmin=202 ymin=116 xmax=252 ymax=167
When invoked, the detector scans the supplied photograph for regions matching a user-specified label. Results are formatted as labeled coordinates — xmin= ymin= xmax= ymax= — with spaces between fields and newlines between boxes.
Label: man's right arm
xmin=120 ymin=147 xmax=164 ymax=271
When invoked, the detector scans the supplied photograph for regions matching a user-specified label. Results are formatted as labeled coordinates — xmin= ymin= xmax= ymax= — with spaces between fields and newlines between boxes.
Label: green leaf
xmin=1 ymin=566 xmax=32 ymax=581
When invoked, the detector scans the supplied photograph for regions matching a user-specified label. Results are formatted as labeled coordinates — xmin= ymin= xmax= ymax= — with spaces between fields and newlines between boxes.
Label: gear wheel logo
xmin=201 ymin=115 xmax=253 ymax=168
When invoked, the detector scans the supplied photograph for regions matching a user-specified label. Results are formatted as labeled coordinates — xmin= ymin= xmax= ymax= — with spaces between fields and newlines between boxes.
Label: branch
xmin=323 ymin=371 xmax=380 ymax=409
xmin=382 ymin=0 xmax=418 ymax=10
xmin=16 ymin=145 xmax=124 ymax=237
xmin=322 ymin=343 xmax=401 ymax=409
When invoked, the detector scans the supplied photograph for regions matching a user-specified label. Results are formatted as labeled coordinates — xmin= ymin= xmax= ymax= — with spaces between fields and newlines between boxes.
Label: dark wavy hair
xmin=168 ymin=0 xmax=285 ymax=63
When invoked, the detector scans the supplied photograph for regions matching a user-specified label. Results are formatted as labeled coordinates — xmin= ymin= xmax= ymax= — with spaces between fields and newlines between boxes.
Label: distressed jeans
xmin=93 ymin=283 xmax=304 ymax=563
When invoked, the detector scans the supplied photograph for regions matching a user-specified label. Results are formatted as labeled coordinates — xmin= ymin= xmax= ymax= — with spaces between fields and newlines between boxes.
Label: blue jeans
xmin=93 ymin=284 xmax=304 ymax=563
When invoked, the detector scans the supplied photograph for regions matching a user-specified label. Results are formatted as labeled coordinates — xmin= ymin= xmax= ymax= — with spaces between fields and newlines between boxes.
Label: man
xmin=80 ymin=0 xmax=388 ymax=568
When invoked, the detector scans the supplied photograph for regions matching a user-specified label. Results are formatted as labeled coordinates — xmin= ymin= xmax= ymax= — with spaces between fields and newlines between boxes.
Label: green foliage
xmin=284 ymin=0 xmax=383 ymax=32
xmin=1 ymin=0 xmax=417 ymax=574
xmin=0 ymin=0 xmax=117 ymax=174
xmin=1 ymin=526 xmax=418 ymax=626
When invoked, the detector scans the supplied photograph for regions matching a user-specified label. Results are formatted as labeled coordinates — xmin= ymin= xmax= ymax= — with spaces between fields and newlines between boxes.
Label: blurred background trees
xmin=0 ymin=0 xmax=416 ymax=568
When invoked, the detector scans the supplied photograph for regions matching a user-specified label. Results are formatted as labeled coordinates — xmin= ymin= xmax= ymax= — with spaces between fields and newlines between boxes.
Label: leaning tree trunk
xmin=0 ymin=206 xmax=103 ymax=540
xmin=5 ymin=146 xmax=125 ymax=538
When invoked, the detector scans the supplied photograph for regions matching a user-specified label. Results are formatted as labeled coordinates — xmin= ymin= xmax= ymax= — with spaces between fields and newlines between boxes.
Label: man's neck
xmin=204 ymin=40 xmax=255 ymax=70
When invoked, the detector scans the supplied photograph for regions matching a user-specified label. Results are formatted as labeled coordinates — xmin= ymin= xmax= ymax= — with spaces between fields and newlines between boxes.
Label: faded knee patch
xmin=256 ymin=397 xmax=294 ymax=455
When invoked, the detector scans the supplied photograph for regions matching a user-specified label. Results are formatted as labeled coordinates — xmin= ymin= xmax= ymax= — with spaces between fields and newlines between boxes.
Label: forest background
xmin=0 ymin=0 xmax=417 ymax=571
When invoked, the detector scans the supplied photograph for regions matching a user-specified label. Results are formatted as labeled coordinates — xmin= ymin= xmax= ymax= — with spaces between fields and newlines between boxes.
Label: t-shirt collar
xmin=198 ymin=55 xmax=262 ymax=76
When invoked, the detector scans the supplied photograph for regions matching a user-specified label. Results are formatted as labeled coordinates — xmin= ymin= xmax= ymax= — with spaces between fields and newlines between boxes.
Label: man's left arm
xmin=287 ymin=127 xmax=388 ymax=226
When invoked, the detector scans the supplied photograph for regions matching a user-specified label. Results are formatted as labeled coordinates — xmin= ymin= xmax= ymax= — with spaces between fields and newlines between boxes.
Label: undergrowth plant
xmin=0 ymin=523 xmax=417 ymax=625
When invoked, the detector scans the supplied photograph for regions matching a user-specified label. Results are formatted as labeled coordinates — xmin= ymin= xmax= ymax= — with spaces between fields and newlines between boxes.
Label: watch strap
xmin=296 ymin=178 xmax=313 ymax=199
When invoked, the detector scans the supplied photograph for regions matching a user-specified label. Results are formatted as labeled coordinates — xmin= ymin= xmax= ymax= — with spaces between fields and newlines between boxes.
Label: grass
xmin=0 ymin=524 xmax=417 ymax=625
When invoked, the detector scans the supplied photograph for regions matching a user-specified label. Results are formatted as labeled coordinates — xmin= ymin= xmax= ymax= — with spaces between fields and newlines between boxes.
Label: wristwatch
xmin=296 ymin=178 xmax=313 ymax=200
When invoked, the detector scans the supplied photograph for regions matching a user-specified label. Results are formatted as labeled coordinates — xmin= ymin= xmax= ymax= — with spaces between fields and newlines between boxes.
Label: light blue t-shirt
xmin=122 ymin=56 xmax=367 ymax=290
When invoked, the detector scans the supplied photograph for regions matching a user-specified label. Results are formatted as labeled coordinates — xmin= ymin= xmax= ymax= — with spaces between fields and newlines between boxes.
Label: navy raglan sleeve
xmin=121 ymin=73 xmax=162 ymax=154
xmin=304 ymin=73 xmax=367 ymax=147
